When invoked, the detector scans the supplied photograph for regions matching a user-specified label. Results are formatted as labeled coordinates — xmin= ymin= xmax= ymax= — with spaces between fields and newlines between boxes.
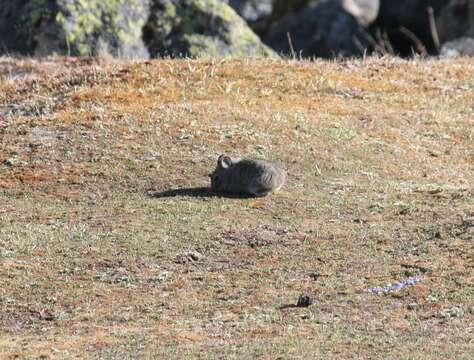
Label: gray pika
xmin=210 ymin=154 xmax=286 ymax=197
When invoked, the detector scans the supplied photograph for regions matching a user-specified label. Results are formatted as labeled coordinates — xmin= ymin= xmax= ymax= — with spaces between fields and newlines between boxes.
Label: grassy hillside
xmin=0 ymin=56 xmax=473 ymax=359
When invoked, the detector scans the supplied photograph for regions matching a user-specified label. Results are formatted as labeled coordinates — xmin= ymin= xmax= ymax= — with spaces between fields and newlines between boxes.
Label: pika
xmin=210 ymin=154 xmax=286 ymax=197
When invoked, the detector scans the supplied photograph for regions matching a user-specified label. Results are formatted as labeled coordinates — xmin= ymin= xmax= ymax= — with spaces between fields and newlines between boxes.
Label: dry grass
xmin=0 ymin=55 xmax=473 ymax=359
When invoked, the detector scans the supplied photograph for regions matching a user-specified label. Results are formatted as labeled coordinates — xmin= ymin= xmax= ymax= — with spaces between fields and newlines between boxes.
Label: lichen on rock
xmin=143 ymin=0 xmax=276 ymax=58
xmin=0 ymin=0 xmax=150 ymax=58
xmin=55 ymin=0 xmax=150 ymax=58
xmin=0 ymin=0 xmax=275 ymax=59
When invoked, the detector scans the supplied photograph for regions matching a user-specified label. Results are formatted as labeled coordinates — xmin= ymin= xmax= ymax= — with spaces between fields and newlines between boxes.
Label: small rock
xmin=149 ymin=271 xmax=171 ymax=285
xmin=296 ymin=294 xmax=313 ymax=307
xmin=309 ymin=272 xmax=321 ymax=281
xmin=3 ymin=158 xmax=18 ymax=166
xmin=188 ymin=251 xmax=203 ymax=261
xmin=175 ymin=250 xmax=204 ymax=264
xmin=3 ymin=157 xmax=28 ymax=167
xmin=40 ymin=311 xmax=57 ymax=321
xmin=440 ymin=307 xmax=464 ymax=319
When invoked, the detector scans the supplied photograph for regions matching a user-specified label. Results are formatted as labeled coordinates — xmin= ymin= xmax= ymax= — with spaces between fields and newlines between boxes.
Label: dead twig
xmin=286 ymin=32 xmax=297 ymax=60
xmin=427 ymin=7 xmax=440 ymax=53
xmin=399 ymin=27 xmax=428 ymax=56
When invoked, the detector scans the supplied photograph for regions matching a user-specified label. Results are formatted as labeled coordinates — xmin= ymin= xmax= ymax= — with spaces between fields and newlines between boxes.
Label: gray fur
xmin=210 ymin=154 xmax=286 ymax=197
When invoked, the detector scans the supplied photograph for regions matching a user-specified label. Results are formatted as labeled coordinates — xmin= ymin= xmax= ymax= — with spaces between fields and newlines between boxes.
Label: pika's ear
xmin=218 ymin=155 xmax=232 ymax=169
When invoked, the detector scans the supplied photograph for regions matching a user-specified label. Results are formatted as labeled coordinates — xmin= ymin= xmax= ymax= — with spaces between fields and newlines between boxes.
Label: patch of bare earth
xmin=0 ymin=56 xmax=473 ymax=358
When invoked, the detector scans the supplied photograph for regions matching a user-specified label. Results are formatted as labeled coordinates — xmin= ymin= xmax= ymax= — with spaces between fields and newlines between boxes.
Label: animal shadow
xmin=146 ymin=187 xmax=256 ymax=199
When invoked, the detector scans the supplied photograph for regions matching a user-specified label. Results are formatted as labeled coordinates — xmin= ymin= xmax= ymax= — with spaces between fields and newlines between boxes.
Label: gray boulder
xmin=270 ymin=0 xmax=378 ymax=25
xmin=143 ymin=0 xmax=276 ymax=58
xmin=266 ymin=0 xmax=379 ymax=58
xmin=0 ymin=0 xmax=275 ymax=59
xmin=0 ymin=0 xmax=150 ymax=58
xmin=271 ymin=0 xmax=316 ymax=21
xmin=0 ymin=0 xmax=60 ymax=56
xmin=441 ymin=36 xmax=474 ymax=57
xmin=343 ymin=0 xmax=380 ymax=26
xmin=226 ymin=0 xmax=273 ymax=22
xmin=436 ymin=0 xmax=474 ymax=43
xmin=436 ymin=0 xmax=474 ymax=57
xmin=224 ymin=0 xmax=274 ymax=35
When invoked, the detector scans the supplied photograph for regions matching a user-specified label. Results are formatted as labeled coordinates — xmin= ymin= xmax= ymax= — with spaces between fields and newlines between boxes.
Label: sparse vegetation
xmin=0 ymin=56 xmax=473 ymax=358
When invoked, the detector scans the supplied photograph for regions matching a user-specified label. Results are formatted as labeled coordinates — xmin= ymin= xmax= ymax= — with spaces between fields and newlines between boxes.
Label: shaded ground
xmin=0 ymin=56 xmax=473 ymax=359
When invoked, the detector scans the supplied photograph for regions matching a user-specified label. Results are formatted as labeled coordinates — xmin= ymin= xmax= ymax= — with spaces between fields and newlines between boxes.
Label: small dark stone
xmin=40 ymin=311 xmax=57 ymax=321
xmin=296 ymin=294 xmax=313 ymax=307
xmin=309 ymin=272 xmax=321 ymax=281
xmin=3 ymin=158 xmax=14 ymax=166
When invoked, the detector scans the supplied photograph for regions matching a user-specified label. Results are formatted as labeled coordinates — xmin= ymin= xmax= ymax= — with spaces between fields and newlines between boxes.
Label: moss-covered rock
xmin=0 ymin=0 xmax=274 ymax=59
xmin=143 ymin=0 xmax=276 ymax=58
xmin=55 ymin=0 xmax=150 ymax=58
xmin=0 ymin=0 xmax=149 ymax=58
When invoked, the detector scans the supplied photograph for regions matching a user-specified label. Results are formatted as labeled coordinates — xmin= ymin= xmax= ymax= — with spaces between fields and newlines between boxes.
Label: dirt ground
xmin=0 ymin=56 xmax=473 ymax=358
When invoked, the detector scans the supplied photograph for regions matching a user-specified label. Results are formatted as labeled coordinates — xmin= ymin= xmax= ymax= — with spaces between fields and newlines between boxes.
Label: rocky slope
xmin=0 ymin=0 xmax=473 ymax=58
xmin=0 ymin=0 xmax=274 ymax=58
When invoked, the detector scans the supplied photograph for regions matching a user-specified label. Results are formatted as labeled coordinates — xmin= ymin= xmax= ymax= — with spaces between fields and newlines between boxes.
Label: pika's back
xmin=210 ymin=155 xmax=286 ymax=197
